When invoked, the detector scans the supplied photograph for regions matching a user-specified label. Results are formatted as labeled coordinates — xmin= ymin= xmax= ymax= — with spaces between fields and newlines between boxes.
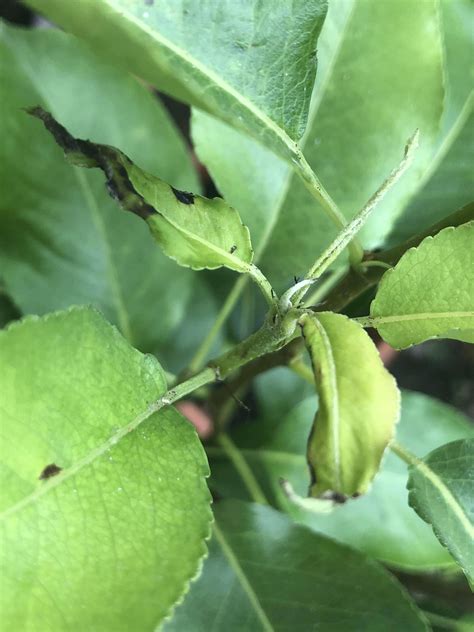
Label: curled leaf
xmin=28 ymin=106 xmax=254 ymax=273
xmin=300 ymin=311 xmax=400 ymax=500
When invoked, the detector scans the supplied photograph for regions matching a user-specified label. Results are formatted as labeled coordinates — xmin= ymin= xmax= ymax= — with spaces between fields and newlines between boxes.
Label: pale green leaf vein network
xmin=9 ymin=49 xmax=134 ymax=342
xmin=213 ymin=521 xmax=274 ymax=632
xmin=0 ymin=367 xmax=215 ymax=522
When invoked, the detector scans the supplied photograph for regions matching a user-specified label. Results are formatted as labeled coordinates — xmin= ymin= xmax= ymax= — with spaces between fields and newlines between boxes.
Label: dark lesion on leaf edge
xmin=26 ymin=106 xmax=158 ymax=221
xmin=39 ymin=463 xmax=62 ymax=480
xmin=171 ymin=186 xmax=195 ymax=205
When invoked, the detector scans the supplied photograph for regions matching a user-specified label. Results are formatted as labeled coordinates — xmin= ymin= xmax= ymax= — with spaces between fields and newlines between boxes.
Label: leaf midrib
xmin=207 ymin=446 xmax=303 ymax=465
xmin=0 ymin=362 xmax=216 ymax=521
xmin=75 ymin=169 xmax=133 ymax=340
xmin=309 ymin=316 xmax=342 ymax=490
xmin=411 ymin=453 xmax=474 ymax=541
xmin=213 ymin=521 xmax=274 ymax=632
xmin=370 ymin=311 xmax=474 ymax=325
xmin=149 ymin=190 xmax=252 ymax=272
xmin=103 ymin=0 xmax=297 ymax=156
xmin=253 ymin=2 xmax=357 ymax=264
xmin=0 ymin=398 xmax=160 ymax=521
xmin=409 ymin=91 xmax=473 ymax=202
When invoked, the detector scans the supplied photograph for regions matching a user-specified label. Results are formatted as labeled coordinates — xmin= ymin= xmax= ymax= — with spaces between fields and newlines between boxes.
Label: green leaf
xmin=0 ymin=306 xmax=212 ymax=630
xmin=0 ymin=25 xmax=200 ymax=351
xmin=191 ymin=0 xmax=445 ymax=290
xmin=159 ymin=276 xmax=226 ymax=373
xmin=389 ymin=97 xmax=474 ymax=245
xmin=301 ymin=312 xmax=399 ymax=499
xmin=255 ymin=366 xmax=315 ymax=429
xmin=165 ymin=501 xmax=427 ymax=631
xmin=437 ymin=0 xmax=474 ymax=127
xmin=208 ymin=392 xmax=474 ymax=570
xmin=407 ymin=439 xmax=474 ymax=584
xmin=29 ymin=106 xmax=254 ymax=274
xmin=26 ymin=0 xmax=327 ymax=160
xmin=389 ymin=0 xmax=474 ymax=243
xmin=370 ymin=223 xmax=474 ymax=348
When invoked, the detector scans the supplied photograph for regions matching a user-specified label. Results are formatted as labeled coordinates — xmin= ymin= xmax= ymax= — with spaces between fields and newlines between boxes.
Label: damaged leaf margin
xmin=27 ymin=106 xmax=254 ymax=274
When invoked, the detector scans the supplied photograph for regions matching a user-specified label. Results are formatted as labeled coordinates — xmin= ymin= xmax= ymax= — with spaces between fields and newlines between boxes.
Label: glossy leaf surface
xmin=0 ymin=307 xmax=212 ymax=630
xmin=165 ymin=501 xmax=427 ymax=631
xmin=301 ymin=312 xmax=399 ymax=498
xmin=370 ymin=223 xmax=474 ymax=348
xmin=26 ymin=0 xmax=328 ymax=160
xmin=192 ymin=0 xmax=444 ymax=290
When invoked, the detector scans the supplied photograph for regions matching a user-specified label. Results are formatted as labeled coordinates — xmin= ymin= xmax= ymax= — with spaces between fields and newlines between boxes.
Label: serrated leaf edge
xmin=406 ymin=439 xmax=474 ymax=581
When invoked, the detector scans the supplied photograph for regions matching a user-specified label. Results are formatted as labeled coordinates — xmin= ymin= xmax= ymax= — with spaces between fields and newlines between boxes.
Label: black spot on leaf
xmin=230 ymin=245 xmax=237 ymax=254
xmin=39 ymin=463 xmax=62 ymax=480
xmin=171 ymin=186 xmax=195 ymax=205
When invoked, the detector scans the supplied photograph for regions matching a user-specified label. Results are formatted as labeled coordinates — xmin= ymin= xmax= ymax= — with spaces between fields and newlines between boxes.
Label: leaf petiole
xmin=390 ymin=440 xmax=420 ymax=467
xmin=291 ymin=130 xmax=420 ymax=306
xmin=246 ymin=264 xmax=277 ymax=308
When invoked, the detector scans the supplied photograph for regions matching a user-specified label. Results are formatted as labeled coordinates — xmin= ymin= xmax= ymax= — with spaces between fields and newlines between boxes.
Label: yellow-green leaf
xmin=301 ymin=312 xmax=400 ymax=499
xmin=370 ymin=222 xmax=474 ymax=348
xmin=0 ymin=307 xmax=212 ymax=630
xmin=28 ymin=107 xmax=254 ymax=274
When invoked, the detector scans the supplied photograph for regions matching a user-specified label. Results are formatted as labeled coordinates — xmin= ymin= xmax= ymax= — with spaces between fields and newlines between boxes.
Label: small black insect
xmin=230 ymin=245 xmax=237 ymax=254
xmin=171 ymin=186 xmax=195 ymax=205
xmin=39 ymin=463 xmax=62 ymax=480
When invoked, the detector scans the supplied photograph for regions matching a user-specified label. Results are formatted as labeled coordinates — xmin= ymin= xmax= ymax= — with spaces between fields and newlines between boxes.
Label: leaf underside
xmin=208 ymin=391 xmax=474 ymax=571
